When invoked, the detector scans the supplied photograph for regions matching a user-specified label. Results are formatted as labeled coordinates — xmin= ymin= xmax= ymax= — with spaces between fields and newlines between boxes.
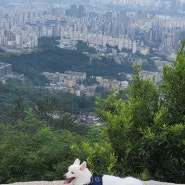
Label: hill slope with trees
xmin=0 ymin=39 xmax=184 ymax=184
xmin=73 ymin=41 xmax=185 ymax=183
xmin=0 ymin=37 xmax=134 ymax=86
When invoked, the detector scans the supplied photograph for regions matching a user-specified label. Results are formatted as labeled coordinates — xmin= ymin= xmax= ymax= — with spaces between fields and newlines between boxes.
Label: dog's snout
xmin=63 ymin=174 xmax=66 ymax=179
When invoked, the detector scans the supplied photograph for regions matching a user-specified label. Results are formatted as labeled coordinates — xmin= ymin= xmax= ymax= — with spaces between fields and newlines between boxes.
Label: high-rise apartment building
xmin=170 ymin=0 xmax=177 ymax=13
xmin=78 ymin=5 xmax=86 ymax=18
xmin=0 ymin=62 xmax=12 ymax=78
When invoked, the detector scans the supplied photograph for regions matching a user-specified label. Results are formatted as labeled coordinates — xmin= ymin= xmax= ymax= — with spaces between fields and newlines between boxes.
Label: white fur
xmin=63 ymin=159 xmax=143 ymax=185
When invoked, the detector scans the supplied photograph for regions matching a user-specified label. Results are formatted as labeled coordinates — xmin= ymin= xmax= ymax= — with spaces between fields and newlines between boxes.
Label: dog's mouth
xmin=64 ymin=177 xmax=75 ymax=184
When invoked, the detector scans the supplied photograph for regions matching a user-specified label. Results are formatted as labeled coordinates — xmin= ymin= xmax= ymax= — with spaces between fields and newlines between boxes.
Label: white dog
xmin=63 ymin=159 xmax=143 ymax=185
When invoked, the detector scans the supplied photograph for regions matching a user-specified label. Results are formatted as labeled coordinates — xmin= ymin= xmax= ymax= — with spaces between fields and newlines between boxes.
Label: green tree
xmin=161 ymin=40 xmax=185 ymax=125
xmin=37 ymin=36 xmax=60 ymax=49
xmin=35 ymin=96 xmax=59 ymax=119
xmin=139 ymin=121 xmax=185 ymax=183
xmin=127 ymin=66 xmax=159 ymax=132
xmin=0 ymin=110 xmax=84 ymax=183
xmin=95 ymin=69 xmax=159 ymax=173
xmin=71 ymin=124 xmax=117 ymax=175
xmin=138 ymin=41 xmax=185 ymax=182
xmin=71 ymin=141 xmax=117 ymax=175
xmin=94 ymin=41 xmax=185 ymax=182
xmin=76 ymin=41 xmax=96 ymax=54
xmin=10 ymin=98 xmax=26 ymax=122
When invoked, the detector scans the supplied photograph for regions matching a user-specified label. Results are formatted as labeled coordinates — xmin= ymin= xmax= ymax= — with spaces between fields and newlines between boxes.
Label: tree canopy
xmin=0 ymin=39 xmax=185 ymax=184
xmin=93 ymin=41 xmax=185 ymax=183
xmin=0 ymin=37 xmax=134 ymax=85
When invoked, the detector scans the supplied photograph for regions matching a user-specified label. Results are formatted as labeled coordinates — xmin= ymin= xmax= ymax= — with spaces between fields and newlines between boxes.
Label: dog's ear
xmin=74 ymin=158 xmax=80 ymax=165
xmin=80 ymin=161 xmax=86 ymax=170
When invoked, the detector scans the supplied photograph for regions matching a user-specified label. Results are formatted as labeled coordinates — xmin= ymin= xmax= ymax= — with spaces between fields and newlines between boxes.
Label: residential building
xmin=0 ymin=62 xmax=12 ymax=78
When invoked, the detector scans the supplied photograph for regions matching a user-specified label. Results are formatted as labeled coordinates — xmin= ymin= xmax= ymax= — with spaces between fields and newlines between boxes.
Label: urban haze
xmin=0 ymin=0 xmax=185 ymax=94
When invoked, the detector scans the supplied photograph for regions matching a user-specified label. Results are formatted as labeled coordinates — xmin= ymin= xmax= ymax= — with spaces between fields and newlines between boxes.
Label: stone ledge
xmin=1 ymin=180 xmax=184 ymax=185
xmin=143 ymin=181 xmax=184 ymax=185
xmin=0 ymin=181 xmax=63 ymax=185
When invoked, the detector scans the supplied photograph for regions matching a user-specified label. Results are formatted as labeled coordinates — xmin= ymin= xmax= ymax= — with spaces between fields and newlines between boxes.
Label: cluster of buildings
xmin=60 ymin=10 xmax=185 ymax=55
xmin=90 ymin=0 xmax=185 ymax=13
xmin=0 ymin=1 xmax=178 ymax=124
xmin=0 ymin=1 xmax=184 ymax=55
xmin=0 ymin=1 xmax=180 ymax=97
xmin=43 ymin=71 xmax=129 ymax=96
xmin=0 ymin=62 xmax=25 ymax=83
xmin=43 ymin=71 xmax=87 ymax=96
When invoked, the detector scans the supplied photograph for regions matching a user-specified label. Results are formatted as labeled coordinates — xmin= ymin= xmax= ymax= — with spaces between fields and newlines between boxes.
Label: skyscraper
xmin=78 ymin=5 xmax=86 ymax=18
xmin=171 ymin=0 xmax=177 ymax=13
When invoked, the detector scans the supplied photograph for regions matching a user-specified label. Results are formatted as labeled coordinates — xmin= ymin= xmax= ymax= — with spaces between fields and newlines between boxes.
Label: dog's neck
xmin=83 ymin=176 xmax=102 ymax=185
xmin=74 ymin=174 xmax=92 ymax=185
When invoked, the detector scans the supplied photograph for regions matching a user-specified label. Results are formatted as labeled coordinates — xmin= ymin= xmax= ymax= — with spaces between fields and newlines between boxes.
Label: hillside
xmin=0 ymin=38 xmax=184 ymax=184
xmin=0 ymin=37 xmax=134 ymax=85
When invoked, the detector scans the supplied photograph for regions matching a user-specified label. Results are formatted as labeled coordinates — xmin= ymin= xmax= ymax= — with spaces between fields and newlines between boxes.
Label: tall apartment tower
xmin=78 ymin=5 xmax=86 ymax=18
xmin=70 ymin=5 xmax=78 ymax=17
xmin=170 ymin=0 xmax=177 ymax=13
xmin=0 ymin=62 xmax=12 ymax=78
xmin=132 ymin=40 xmax=137 ymax=54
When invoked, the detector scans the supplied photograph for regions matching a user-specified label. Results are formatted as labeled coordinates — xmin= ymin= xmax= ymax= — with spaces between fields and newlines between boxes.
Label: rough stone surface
xmin=143 ymin=181 xmax=184 ymax=185
xmin=0 ymin=181 xmax=63 ymax=185
xmin=1 ymin=180 xmax=184 ymax=185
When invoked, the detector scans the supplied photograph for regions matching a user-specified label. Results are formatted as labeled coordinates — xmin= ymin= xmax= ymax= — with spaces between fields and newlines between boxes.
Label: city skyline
xmin=0 ymin=0 xmax=184 ymax=56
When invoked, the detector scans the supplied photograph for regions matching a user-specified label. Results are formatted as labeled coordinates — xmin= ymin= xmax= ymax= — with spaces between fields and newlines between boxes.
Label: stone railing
xmin=1 ymin=180 xmax=184 ymax=185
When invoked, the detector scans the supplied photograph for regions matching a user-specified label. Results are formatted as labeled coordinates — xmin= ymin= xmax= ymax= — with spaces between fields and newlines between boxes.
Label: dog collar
xmin=84 ymin=175 xmax=102 ymax=185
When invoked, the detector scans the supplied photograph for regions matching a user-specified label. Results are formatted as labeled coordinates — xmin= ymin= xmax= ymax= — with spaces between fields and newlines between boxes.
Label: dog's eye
xmin=71 ymin=172 xmax=74 ymax=174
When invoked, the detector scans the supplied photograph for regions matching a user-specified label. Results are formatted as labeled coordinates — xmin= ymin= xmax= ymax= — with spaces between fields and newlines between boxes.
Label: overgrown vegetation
xmin=0 ymin=79 xmax=95 ymax=122
xmin=73 ymin=41 xmax=185 ymax=183
xmin=0 ymin=112 xmax=82 ymax=183
xmin=0 ymin=39 xmax=185 ymax=184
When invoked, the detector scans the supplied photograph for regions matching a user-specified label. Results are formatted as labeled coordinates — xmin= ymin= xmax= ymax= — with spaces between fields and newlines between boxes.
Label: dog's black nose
xmin=63 ymin=175 xmax=66 ymax=179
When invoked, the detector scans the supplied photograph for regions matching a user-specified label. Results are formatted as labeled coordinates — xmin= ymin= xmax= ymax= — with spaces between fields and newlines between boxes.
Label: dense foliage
xmin=0 ymin=37 xmax=134 ymax=86
xmin=0 ymin=79 xmax=95 ymax=122
xmin=0 ymin=110 xmax=83 ymax=183
xmin=76 ymin=40 xmax=96 ymax=53
xmin=92 ymin=42 xmax=185 ymax=183
xmin=0 ymin=38 xmax=185 ymax=184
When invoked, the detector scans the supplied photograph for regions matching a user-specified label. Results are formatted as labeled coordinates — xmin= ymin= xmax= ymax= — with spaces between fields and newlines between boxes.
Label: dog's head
xmin=63 ymin=159 xmax=92 ymax=185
